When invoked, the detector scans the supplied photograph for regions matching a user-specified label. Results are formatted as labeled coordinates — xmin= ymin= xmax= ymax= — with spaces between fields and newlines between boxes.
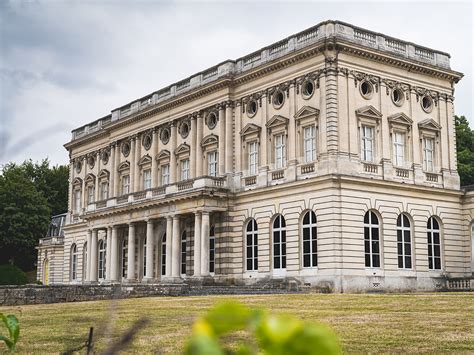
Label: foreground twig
xmin=103 ymin=317 xmax=150 ymax=355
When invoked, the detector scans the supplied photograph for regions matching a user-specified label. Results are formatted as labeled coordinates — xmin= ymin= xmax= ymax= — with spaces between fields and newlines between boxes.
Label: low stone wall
xmin=0 ymin=283 xmax=311 ymax=306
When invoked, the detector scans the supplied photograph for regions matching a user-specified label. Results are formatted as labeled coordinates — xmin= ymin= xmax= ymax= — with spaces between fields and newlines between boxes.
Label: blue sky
xmin=0 ymin=0 xmax=472 ymax=166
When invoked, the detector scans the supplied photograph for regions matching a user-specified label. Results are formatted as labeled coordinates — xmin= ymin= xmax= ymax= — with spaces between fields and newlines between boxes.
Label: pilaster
xmin=190 ymin=115 xmax=197 ymax=178
xmin=218 ymin=104 xmax=225 ymax=176
xmin=170 ymin=122 xmax=177 ymax=183
xmin=225 ymin=101 xmax=233 ymax=174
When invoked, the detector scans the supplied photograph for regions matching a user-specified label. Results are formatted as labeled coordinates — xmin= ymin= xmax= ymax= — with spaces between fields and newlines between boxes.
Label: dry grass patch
xmin=2 ymin=293 xmax=473 ymax=353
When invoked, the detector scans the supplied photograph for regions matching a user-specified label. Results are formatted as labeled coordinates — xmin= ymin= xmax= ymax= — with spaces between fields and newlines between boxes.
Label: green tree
xmin=0 ymin=163 xmax=51 ymax=271
xmin=455 ymin=115 xmax=474 ymax=186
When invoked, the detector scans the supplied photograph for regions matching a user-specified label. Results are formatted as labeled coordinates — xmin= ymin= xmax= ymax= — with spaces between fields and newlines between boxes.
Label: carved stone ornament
xmin=381 ymin=79 xmax=411 ymax=100
xmin=351 ymin=70 xmax=380 ymax=92
xmin=121 ymin=141 xmax=131 ymax=157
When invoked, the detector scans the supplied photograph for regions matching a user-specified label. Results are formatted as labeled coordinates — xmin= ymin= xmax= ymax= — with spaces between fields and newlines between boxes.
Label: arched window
xmin=364 ymin=211 xmax=380 ymax=268
xmin=246 ymin=219 xmax=258 ymax=271
xmin=82 ymin=242 xmax=88 ymax=280
xmin=397 ymin=214 xmax=412 ymax=269
xmin=143 ymin=239 xmax=147 ymax=278
xmin=209 ymin=226 xmax=216 ymax=274
xmin=273 ymin=214 xmax=286 ymax=270
xmin=71 ymin=244 xmax=78 ymax=281
xmin=161 ymin=234 xmax=167 ymax=276
xmin=427 ymin=217 xmax=441 ymax=270
xmin=121 ymin=239 xmax=128 ymax=278
xmin=181 ymin=231 xmax=187 ymax=275
xmin=302 ymin=211 xmax=317 ymax=268
xmin=98 ymin=239 xmax=106 ymax=279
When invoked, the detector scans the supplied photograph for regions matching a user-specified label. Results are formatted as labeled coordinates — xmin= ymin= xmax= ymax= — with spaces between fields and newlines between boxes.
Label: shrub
xmin=0 ymin=264 xmax=28 ymax=285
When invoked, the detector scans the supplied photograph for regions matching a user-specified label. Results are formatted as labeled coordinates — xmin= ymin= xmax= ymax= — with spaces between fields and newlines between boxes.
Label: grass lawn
xmin=2 ymin=293 xmax=473 ymax=353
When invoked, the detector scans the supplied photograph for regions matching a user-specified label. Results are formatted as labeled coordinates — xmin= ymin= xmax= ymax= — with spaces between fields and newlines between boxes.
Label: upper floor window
xmin=302 ymin=211 xmax=317 ymax=268
xmin=87 ymin=185 xmax=94 ymax=205
xmin=161 ymin=164 xmax=170 ymax=185
xmin=303 ymin=126 xmax=316 ymax=163
xmin=361 ymin=125 xmax=374 ymax=162
xmin=181 ymin=159 xmax=190 ymax=181
xmin=208 ymin=151 xmax=218 ymax=177
xmin=100 ymin=181 xmax=109 ymax=200
xmin=423 ymin=138 xmax=435 ymax=172
xmin=364 ymin=211 xmax=380 ymax=268
xmin=122 ymin=175 xmax=130 ymax=195
xmin=275 ymin=134 xmax=286 ymax=169
xmin=248 ymin=142 xmax=258 ymax=175
xmin=246 ymin=219 xmax=258 ymax=271
xmin=397 ymin=214 xmax=412 ymax=269
xmin=143 ymin=169 xmax=152 ymax=190
xmin=393 ymin=132 xmax=406 ymax=167
xmin=427 ymin=217 xmax=441 ymax=270
xmin=74 ymin=189 xmax=81 ymax=213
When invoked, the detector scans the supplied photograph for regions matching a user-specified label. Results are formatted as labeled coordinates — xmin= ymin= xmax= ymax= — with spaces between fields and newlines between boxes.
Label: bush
xmin=0 ymin=264 xmax=28 ymax=285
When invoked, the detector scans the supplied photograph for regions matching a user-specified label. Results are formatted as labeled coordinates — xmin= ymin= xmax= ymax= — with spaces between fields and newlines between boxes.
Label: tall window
xmin=161 ymin=234 xmax=166 ymax=276
xmin=122 ymin=175 xmax=130 ymax=195
xmin=361 ymin=125 xmax=374 ymax=162
xmin=393 ymin=132 xmax=405 ymax=166
xmin=275 ymin=134 xmax=286 ymax=169
xmin=100 ymin=182 xmax=109 ymax=200
xmin=161 ymin=164 xmax=170 ymax=185
xmin=273 ymin=214 xmax=286 ymax=269
xmin=397 ymin=214 xmax=412 ymax=269
xmin=208 ymin=152 xmax=218 ymax=177
xmin=121 ymin=239 xmax=128 ymax=278
xmin=74 ymin=189 xmax=81 ymax=213
xmin=302 ymin=211 xmax=317 ymax=268
xmin=181 ymin=231 xmax=187 ymax=275
xmin=143 ymin=169 xmax=152 ymax=190
xmin=364 ymin=211 xmax=380 ymax=268
xmin=98 ymin=239 xmax=106 ymax=279
xmin=423 ymin=138 xmax=434 ymax=172
xmin=87 ymin=185 xmax=94 ymax=204
xmin=71 ymin=244 xmax=78 ymax=281
xmin=181 ymin=159 xmax=190 ymax=181
xmin=427 ymin=217 xmax=441 ymax=270
xmin=209 ymin=226 xmax=215 ymax=273
xmin=246 ymin=219 xmax=258 ymax=271
xmin=248 ymin=142 xmax=258 ymax=175
xmin=304 ymin=126 xmax=316 ymax=163
xmin=143 ymin=239 xmax=147 ymax=277
xmin=82 ymin=242 xmax=87 ymax=280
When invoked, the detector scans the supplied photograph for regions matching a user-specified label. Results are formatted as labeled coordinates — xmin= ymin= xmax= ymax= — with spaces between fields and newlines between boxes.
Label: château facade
xmin=37 ymin=20 xmax=474 ymax=292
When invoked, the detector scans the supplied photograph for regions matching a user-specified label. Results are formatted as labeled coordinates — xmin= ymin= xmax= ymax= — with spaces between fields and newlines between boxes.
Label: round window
xmin=87 ymin=156 xmax=95 ymax=169
xmin=360 ymin=81 xmax=373 ymax=99
xmin=122 ymin=141 xmax=131 ymax=157
xmin=247 ymin=99 xmax=258 ymax=118
xmin=273 ymin=90 xmax=285 ymax=109
xmin=421 ymin=95 xmax=433 ymax=112
xmin=391 ymin=88 xmax=404 ymax=106
xmin=75 ymin=160 xmax=82 ymax=174
xmin=302 ymin=80 xmax=315 ymax=99
xmin=207 ymin=112 xmax=217 ymax=130
xmin=160 ymin=128 xmax=170 ymax=145
xmin=143 ymin=134 xmax=152 ymax=150
xmin=180 ymin=122 xmax=190 ymax=138
xmin=101 ymin=150 xmax=109 ymax=165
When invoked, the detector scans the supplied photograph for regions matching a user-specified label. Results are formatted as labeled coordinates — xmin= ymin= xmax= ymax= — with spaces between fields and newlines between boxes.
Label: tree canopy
xmin=0 ymin=160 xmax=69 ymax=271
xmin=455 ymin=115 xmax=474 ymax=187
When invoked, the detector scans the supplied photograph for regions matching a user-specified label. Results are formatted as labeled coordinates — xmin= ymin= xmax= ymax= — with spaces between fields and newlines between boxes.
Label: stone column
xmin=105 ymin=227 xmax=112 ymax=281
xmin=90 ymin=229 xmax=98 ymax=282
xmin=110 ymin=144 xmax=116 ymax=198
xmin=196 ymin=113 xmax=203 ymax=177
xmin=145 ymin=220 xmax=155 ymax=281
xmin=129 ymin=137 xmax=136 ymax=193
xmin=151 ymin=129 xmax=158 ymax=188
xmin=127 ymin=223 xmax=136 ymax=281
xmin=225 ymin=102 xmax=233 ymax=173
xmin=218 ymin=104 xmax=225 ymax=175
xmin=110 ymin=226 xmax=119 ymax=282
xmin=86 ymin=229 xmax=92 ymax=282
xmin=193 ymin=212 xmax=202 ymax=277
xmin=201 ymin=212 xmax=210 ymax=276
xmin=170 ymin=122 xmax=177 ymax=183
xmin=171 ymin=215 xmax=180 ymax=278
xmin=190 ymin=115 xmax=197 ymax=178
xmin=133 ymin=135 xmax=141 ymax=192
xmin=165 ymin=216 xmax=173 ymax=277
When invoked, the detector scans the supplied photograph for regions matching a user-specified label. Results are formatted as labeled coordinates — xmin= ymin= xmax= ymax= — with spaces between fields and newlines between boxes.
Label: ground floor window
xmin=181 ymin=231 xmax=187 ymax=275
xmin=364 ymin=211 xmax=380 ymax=268
xmin=98 ymin=239 xmax=106 ymax=279
xmin=273 ymin=214 xmax=286 ymax=270
xmin=397 ymin=214 xmax=412 ymax=269
xmin=427 ymin=217 xmax=441 ymax=270
xmin=246 ymin=219 xmax=258 ymax=271
xmin=161 ymin=234 xmax=166 ymax=276
xmin=121 ymin=239 xmax=128 ymax=278
xmin=302 ymin=211 xmax=317 ymax=268
xmin=209 ymin=226 xmax=215 ymax=273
